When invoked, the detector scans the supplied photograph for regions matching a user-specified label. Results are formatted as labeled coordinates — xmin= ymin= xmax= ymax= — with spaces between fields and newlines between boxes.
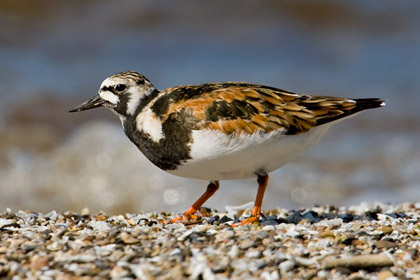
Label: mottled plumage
xmin=149 ymin=82 xmax=382 ymax=136
xmin=70 ymin=71 xmax=385 ymax=225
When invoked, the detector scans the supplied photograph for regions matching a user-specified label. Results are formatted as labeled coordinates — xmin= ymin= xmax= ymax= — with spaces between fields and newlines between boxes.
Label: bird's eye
xmin=115 ymin=84 xmax=126 ymax=92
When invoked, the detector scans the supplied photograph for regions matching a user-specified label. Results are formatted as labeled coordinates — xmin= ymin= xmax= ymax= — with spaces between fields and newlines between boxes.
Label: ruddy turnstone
xmin=70 ymin=71 xmax=385 ymax=225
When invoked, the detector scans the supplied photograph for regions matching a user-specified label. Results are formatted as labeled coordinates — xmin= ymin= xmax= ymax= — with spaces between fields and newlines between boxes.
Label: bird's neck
xmin=133 ymin=88 xmax=160 ymax=116
xmin=122 ymin=89 xmax=194 ymax=171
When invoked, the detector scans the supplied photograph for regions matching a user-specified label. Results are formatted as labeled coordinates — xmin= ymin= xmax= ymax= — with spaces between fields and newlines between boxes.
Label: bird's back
xmin=146 ymin=82 xmax=385 ymax=136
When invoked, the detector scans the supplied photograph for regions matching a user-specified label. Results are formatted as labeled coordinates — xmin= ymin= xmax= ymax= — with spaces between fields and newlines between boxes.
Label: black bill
xmin=69 ymin=95 xmax=105 ymax=113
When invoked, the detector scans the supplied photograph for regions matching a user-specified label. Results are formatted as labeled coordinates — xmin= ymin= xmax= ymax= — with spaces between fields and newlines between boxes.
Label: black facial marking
xmin=101 ymin=86 xmax=112 ymax=92
xmin=114 ymin=93 xmax=129 ymax=115
xmin=137 ymin=79 xmax=145 ymax=85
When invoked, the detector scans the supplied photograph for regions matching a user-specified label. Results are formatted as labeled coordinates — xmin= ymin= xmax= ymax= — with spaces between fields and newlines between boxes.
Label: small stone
xmin=375 ymin=240 xmax=398 ymax=249
xmin=261 ymin=219 xmax=279 ymax=226
xmin=319 ymin=231 xmax=335 ymax=239
xmin=219 ymin=215 xmax=232 ymax=223
xmin=385 ymin=213 xmax=399 ymax=219
xmin=0 ymin=218 xmax=15 ymax=228
xmin=81 ymin=207 xmax=90 ymax=216
xmin=317 ymin=218 xmax=343 ymax=227
xmin=227 ymin=245 xmax=239 ymax=259
xmin=239 ymin=239 xmax=255 ymax=250
xmin=322 ymin=254 xmax=393 ymax=269
xmin=407 ymin=248 xmax=418 ymax=259
xmin=212 ymin=257 xmax=229 ymax=273
xmin=30 ymin=255 xmax=50 ymax=271
xmin=206 ymin=229 xmax=217 ymax=236
xmin=88 ymin=220 xmax=110 ymax=232
xmin=45 ymin=210 xmax=58 ymax=221
xmin=353 ymin=239 xmax=365 ymax=247
xmin=67 ymin=263 xmax=97 ymax=276
xmin=262 ymin=225 xmax=276 ymax=231
xmin=378 ymin=226 xmax=393 ymax=234
xmin=255 ymin=230 xmax=269 ymax=240
xmin=245 ymin=250 xmax=262 ymax=258
xmin=70 ymin=254 xmax=97 ymax=263
xmin=295 ymin=256 xmax=315 ymax=267
xmin=303 ymin=211 xmax=321 ymax=223
xmin=266 ymin=215 xmax=278 ymax=220
xmin=110 ymin=266 xmax=130 ymax=279
xmin=364 ymin=211 xmax=378 ymax=220
xmin=22 ymin=241 xmax=39 ymax=253
xmin=378 ymin=270 xmax=394 ymax=280
xmin=286 ymin=212 xmax=303 ymax=224
xmin=262 ymin=238 xmax=272 ymax=246
xmin=316 ymin=270 xmax=329 ymax=279
xmin=120 ymin=232 xmax=140 ymax=244
xmin=279 ymin=260 xmax=295 ymax=273
xmin=249 ymin=259 xmax=266 ymax=272
xmin=337 ymin=213 xmax=355 ymax=223
xmin=94 ymin=213 xmax=108 ymax=221
xmin=274 ymin=251 xmax=288 ymax=262
xmin=348 ymin=271 xmax=364 ymax=280
xmin=129 ymin=264 xmax=151 ymax=279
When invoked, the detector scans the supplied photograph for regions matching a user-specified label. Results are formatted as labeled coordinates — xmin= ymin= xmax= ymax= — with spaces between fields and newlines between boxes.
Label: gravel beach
xmin=1 ymin=202 xmax=419 ymax=279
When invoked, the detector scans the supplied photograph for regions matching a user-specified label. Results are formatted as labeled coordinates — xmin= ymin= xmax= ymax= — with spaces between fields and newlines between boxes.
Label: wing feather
xmin=150 ymin=82 xmax=384 ymax=135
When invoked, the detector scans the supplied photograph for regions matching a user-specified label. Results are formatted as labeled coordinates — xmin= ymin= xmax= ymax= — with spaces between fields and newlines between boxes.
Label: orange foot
xmin=171 ymin=213 xmax=199 ymax=224
xmin=164 ymin=181 xmax=220 ymax=225
xmin=232 ymin=215 xmax=260 ymax=227
xmin=232 ymin=174 xmax=268 ymax=227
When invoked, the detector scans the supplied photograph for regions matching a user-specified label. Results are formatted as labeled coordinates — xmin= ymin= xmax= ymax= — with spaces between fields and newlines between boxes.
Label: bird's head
xmin=69 ymin=71 xmax=157 ymax=119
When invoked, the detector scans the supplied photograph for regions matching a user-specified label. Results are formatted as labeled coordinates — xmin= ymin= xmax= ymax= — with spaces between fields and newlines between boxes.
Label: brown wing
xmin=151 ymin=82 xmax=384 ymax=135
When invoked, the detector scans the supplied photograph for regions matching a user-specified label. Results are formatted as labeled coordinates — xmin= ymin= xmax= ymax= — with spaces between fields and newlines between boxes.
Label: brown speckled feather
xmin=151 ymin=82 xmax=384 ymax=135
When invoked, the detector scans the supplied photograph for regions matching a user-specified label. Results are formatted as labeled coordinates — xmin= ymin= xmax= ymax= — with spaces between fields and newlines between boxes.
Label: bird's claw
xmin=232 ymin=216 xmax=260 ymax=227
xmin=170 ymin=214 xmax=199 ymax=224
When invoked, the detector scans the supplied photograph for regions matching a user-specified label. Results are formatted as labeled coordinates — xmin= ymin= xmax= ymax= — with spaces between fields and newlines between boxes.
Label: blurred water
xmin=0 ymin=1 xmax=419 ymax=214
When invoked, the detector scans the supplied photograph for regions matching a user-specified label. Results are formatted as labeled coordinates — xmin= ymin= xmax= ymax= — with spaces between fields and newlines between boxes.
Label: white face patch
xmin=99 ymin=91 xmax=119 ymax=104
xmin=136 ymin=107 xmax=164 ymax=142
xmin=98 ymin=76 xmax=129 ymax=105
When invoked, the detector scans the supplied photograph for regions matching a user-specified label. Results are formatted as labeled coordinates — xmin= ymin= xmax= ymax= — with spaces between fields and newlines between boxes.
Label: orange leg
xmin=233 ymin=173 xmax=268 ymax=227
xmin=171 ymin=181 xmax=219 ymax=223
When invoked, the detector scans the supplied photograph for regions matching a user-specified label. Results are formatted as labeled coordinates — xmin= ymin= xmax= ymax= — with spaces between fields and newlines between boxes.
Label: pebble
xmin=261 ymin=219 xmax=279 ymax=226
xmin=239 ymin=239 xmax=255 ymax=250
xmin=120 ymin=232 xmax=140 ymax=244
xmin=377 ymin=270 xmax=394 ymax=280
xmin=0 ymin=202 xmax=418 ymax=279
xmin=375 ymin=240 xmax=398 ymax=249
xmin=245 ymin=250 xmax=262 ymax=258
xmin=279 ymin=260 xmax=295 ymax=273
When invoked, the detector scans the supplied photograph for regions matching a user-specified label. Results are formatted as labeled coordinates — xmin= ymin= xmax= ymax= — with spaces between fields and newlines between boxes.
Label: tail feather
xmin=353 ymin=98 xmax=386 ymax=111
xmin=315 ymin=98 xmax=385 ymax=126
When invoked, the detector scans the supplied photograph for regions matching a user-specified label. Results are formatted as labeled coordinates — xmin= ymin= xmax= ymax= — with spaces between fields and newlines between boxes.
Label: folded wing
xmin=151 ymin=82 xmax=385 ymax=135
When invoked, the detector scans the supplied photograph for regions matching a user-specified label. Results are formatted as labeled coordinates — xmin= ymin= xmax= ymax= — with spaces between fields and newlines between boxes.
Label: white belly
xmin=167 ymin=124 xmax=333 ymax=181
